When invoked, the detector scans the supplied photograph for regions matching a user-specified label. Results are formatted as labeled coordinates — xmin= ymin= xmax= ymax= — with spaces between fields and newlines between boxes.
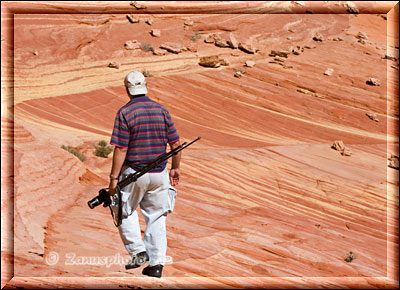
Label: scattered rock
xmin=391 ymin=65 xmax=399 ymax=70
xmin=238 ymin=42 xmax=256 ymax=54
xmin=152 ymin=48 xmax=166 ymax=56
xmin=228 ymin=32 xmax=239 ymax=49
xmin=344 ymin=251 xmax=355 ymax=262
xmin=388 ymin=154 xmax=399 ymax=170
xmin=313 ymin=33 xmax=324 ymax=42
xmin=33 ymin=50 xmax=39 ymax=56
xmin=184 ymin=19 xmax=194 ymax=26
xmin=124 ymin=40 xmax=141 ymax=50
xmin=331 ymin=140 xmax=352 ymax=156
xmin=204 ymin=34 xmax=216 ymax=44
xmin=145 ymin=18 xmax=153 ymax=25
xmin=130 ymin=1 xmax=146 ymax=9
xmin=150 ymin=29 xmax=161 ymax=37
xmin=245 ymin=60 xmax=256 ymax=68
xmin=366 ymin=77 xmax=380 ymax=86
xmin=344 ymin=2 xmax=359 ymax=14
xmin=214 ymin=38 xmax=230 ymax=48
xmin=291 ymin=47 xmax=302 ymax=55
xmin=381 ymin=15 xmax=387 ymax=20
xmin=333 ymin=36 xmax=344 ymax=41
xmin=288 ymin=29 xmax=294 ymax=33
xmin=108 ymin=62 xmax=120 ymax=69
xmin=126 ymin=14 xmax=139 ymax=23
xmin=292 ymin=1 xmax=305 ymax=6
xmin=366 ymin=112 xmax=379 ymax=122
xmin=287 ymin=36 xmax=292 ymax=40
xmin=269 ymin=49 xmax=290 ymax=58
xmin=234 ymin=71 xmax=244 ymax=78
xmin=160 ymin=42 xmax=182 ymax=54
xmin=186 ymin=45 xmax=197 ymax=52
xmin=199 ymin=56 xmax=229 ymax=68
xmin=304 ymin=44 xmax=316 ymax=49
xmin=274 ymin=56 xmax=286 ymax=63
xmin=324 ymin=68 xmax=334 ymax=76
xmin=358 ymin=39 xmax=367 ymax=45
xmin=356 ymin=31 xmax=368 ymax=40
xmin=383 ymin=54 xmax=397 ymax=61
xmin=231 ymin=51 xmax=240 ymax=57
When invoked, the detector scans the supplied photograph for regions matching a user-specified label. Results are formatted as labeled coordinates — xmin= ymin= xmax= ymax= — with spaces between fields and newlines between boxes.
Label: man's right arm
xmin=169 ymin=140 xmax=181 ymax=186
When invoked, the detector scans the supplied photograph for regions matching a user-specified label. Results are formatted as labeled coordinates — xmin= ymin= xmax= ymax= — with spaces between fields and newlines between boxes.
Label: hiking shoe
xmin=142 ymin=264 xmax=163 ymax=278
xmin=125 ymin=251 xmax=149 ymax=270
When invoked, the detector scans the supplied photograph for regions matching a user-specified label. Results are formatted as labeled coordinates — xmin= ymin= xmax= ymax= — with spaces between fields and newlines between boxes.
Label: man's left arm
xmin=108 ymin=146 xmax=128 ymax=195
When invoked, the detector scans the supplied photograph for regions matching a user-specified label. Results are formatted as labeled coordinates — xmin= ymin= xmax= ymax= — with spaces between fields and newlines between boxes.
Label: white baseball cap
xmin=124 ymin=71 xmax=148 ymax=95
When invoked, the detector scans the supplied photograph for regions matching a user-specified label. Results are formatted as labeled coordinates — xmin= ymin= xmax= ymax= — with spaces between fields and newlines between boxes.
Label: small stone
xmin=152 ymin=48 xmax=166 ymax=56
xmin=204 ymin=34 xmax=216 ymax=44
xmin=150 ymin=29 xmax=161 ymax=37
xmin=245 ymin=60 xmax=256 ymax=67
xmin=358 ymin=39 xmax=366 ymax=45
xmin=344 ymin=251 xmax=355 ymax=263
xmin=269 ymin=49 xmax=290 ymax=58
xmin=184 ymin=19 xmax=194 ymax=26
xmin=383 ymin=54 xmax=397 ymax=61
xmin=160 ymin=42 xmax=182 ymax=54
xmin=126 ymin=14 xmax=139 ymax=23
xmin=33 ymin=50 xmax=39 ymax=56
xmin=108 ymin=62 xmax=120 ymax=69
xmin=234 ymin=71 xmax=243 ymax=78
xmin=313 ymin=33 xmax=324 ymax=42
xmin=366 ymin=77 xmax=380 ymax=86
xmin=388 ymin=154 xmax=399 ymax=169
xmin=274 ymin=56 xmax=286 ymax=63
xmin=344 ymin=2 xmax=359 ymax=14
xmin=145 ymin=18 xmax=153 ymax=25
xmin=356 ymin=31 xmax=368 ymax=40
xmin=324 ymin=68 xmax=334 ymax=76
xmin=214 ymin=38 xmax=229 ymax=48
xmin=199 ymin=56 xmax=228 ymax=68
xmin=231 ymin=51 xmax=240 ymax=57
xmin=331 ymin=140 xmax=346 ymax=152
xmin=228 ymin=32 xmax=239 ymax=49
xmin=341 ymin=147 xmax=352 ymax=156
xmin=304 ymin=44 xmax=316 ymax=49
xmin=333 ymin=36 xmax=344 ymax=41
xmin=238 ymin=42 xmax=256 ymax=54
xmin=366 ymin=112 xmax=379 ymax=122
xmin=187 ymin=45 xmax=197 ymax=52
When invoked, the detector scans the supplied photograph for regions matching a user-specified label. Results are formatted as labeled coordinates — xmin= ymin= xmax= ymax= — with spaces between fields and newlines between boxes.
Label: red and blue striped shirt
xmin=110 ymin=96 xmax=179 ymax=173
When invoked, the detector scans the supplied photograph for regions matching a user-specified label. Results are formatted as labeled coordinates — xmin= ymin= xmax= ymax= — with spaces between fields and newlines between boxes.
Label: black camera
xmin=88 ymin=188 xmax=112 ymax=209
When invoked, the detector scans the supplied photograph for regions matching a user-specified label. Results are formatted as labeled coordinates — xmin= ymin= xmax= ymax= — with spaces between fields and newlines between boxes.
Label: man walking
xmin=108 ymin=71 xmax=181 ymax=278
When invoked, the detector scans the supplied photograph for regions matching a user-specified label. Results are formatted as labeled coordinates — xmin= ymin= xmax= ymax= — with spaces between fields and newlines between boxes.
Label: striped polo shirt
xmin=110 ymin=95 xmax=179 ymax=173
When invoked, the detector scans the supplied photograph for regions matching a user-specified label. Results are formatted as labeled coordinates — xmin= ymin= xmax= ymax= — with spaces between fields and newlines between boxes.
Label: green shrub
xmin=94 ymin=140 xmax=114 ymax=158
xmin=61 ymin=145 xmax=86 ymax=162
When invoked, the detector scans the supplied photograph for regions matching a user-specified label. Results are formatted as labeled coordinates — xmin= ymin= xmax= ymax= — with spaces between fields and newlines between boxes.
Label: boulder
xmin=228 ymin=32 xmax=239 ymax=49
xmin=238 ymin=42 xmax=256 ymax=54
xmin=150 ymin=29 xmax=161 ymax=37
xmin=245 ymin=60 xmax=256 ymax=67
xmin=124 ymin=40 xmax=141 ymax=50
xmin=324 ymin=68 xmax=334 ymax=76
xmin=269 ymin=49 xmax=290 ymax=58
xmin=160 ymin=42 xmax=182 ymax=54
xmin=366 ymin=77 xmax=380 ymax=86
xmin=126 ymin=14 xmax=140 ymax=23
xmin=199 ymin=56 xmax=229 ymax=68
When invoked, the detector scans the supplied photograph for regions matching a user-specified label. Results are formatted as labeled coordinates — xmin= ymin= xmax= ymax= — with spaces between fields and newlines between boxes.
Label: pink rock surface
xmin=1 ymin=1 xmax=398 ymax=289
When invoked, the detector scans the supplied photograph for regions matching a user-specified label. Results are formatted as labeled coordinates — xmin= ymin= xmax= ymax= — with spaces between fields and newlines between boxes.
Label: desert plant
xmin=94 ymin=140 xmax=114 ymax=158
xmin=61 ymin=145 xmax=86 ymax=162
xmin=140 ymin=42 xmax=154 ymax=52
xmin=191 ymin=31 xmax=200 ymax=42
xmin=142 ymin=69 xmax=152 ymax=77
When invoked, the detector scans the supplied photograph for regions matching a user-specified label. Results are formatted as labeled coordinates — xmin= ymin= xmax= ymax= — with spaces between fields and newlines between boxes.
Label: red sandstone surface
xmin=1 ymin=1 xmax=399 ymax=289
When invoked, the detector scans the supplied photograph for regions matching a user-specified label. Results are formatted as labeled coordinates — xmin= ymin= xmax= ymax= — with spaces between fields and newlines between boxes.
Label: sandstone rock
xmin=269 ymin=49 xmax=290 ymax=58
xmin=204 ymin=34 xmax=216 ymax=44
xmin=356 ymin=31 xmax=368 ymax=40
xmin=126 ymin=14 xmax=139 ymax=23
xmin=234 ymin=71 xmax=243 ymax=78
xmin=358 ymin=39 xmax=366 ymax=45
xmin=383 ymin=54 xmax=397 ymax=61
xmin=366 ymin=112 xmax=379 ymax=122
xmin=313 ymin=33 xmax=324 ymax=42
xmin=33 ymin=50 xmax=39 ymax=56
xmin=292 ymin=1 xmax=305 ymax=6
xmin=187 ymin=45 xmax=197 ymax=52
xmin=331 ymin=140 xmax=352 ymax=156
xmin=215 ymin=38 xmax=229 ymax=48
xmin=324 ymin=68 xmax=334 ymax=76
xmin=152 ymin=48 xmax=166 ymax=56
xmin=274 ymin=56 xmax=286 ymax=63
xmin=292 ymin=47 xmax=302 ymax=55
xmin=150 ymin=29 xmax=161 ymax=37
xmin=245 ymin=60 xmax=256 ymax=68
xmin=160 ymin=42 xmax=182 ymax=54
xmin=388 ymin=154 xmax=399 ymax=169
xmin=108 ymin=62 xmax=120 ymax=69
xmin=238 ymin=42 xmax=256 ymax=54
xmin=124 ymin=40 xmax=141 ymax=50
xmin=145 ymin=18 xmax=153 ymax=25
xmin=199 ymin=56 xmax=229 ymax=68
xmin=130 ymin=1 xmax=146 ymax=9
xmin=304 ymin=44 xmax=317 ymax=49
xmin=366 ymin=77 xmax=380 ymax=86
xmin=231 ymin=51 xmax=240 ymax=57
xmin=228 ymin=32 xmax=239 ymax=49
xmin=333 ymin=36 xmax=344 ymax=41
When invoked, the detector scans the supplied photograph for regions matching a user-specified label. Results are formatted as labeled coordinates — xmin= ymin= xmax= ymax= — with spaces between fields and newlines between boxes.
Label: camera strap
xmin=109 ymin=185 xmax=122 ymax=227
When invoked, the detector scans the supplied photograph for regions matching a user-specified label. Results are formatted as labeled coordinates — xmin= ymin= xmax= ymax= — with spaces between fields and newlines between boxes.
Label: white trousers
xmin=117 ymin=166 xmax=171 ymax=266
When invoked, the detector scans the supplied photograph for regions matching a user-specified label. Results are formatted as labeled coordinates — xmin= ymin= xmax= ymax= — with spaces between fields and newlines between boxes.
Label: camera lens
xmin=88 ymin=197 xmax=100 ymax=209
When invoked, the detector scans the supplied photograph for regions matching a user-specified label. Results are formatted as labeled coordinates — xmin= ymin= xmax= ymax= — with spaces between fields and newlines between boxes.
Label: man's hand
xmin=108 ymin=179 xmax=118 ymax=196
xmin=169 ymin=168 xmax=180 ymax=186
